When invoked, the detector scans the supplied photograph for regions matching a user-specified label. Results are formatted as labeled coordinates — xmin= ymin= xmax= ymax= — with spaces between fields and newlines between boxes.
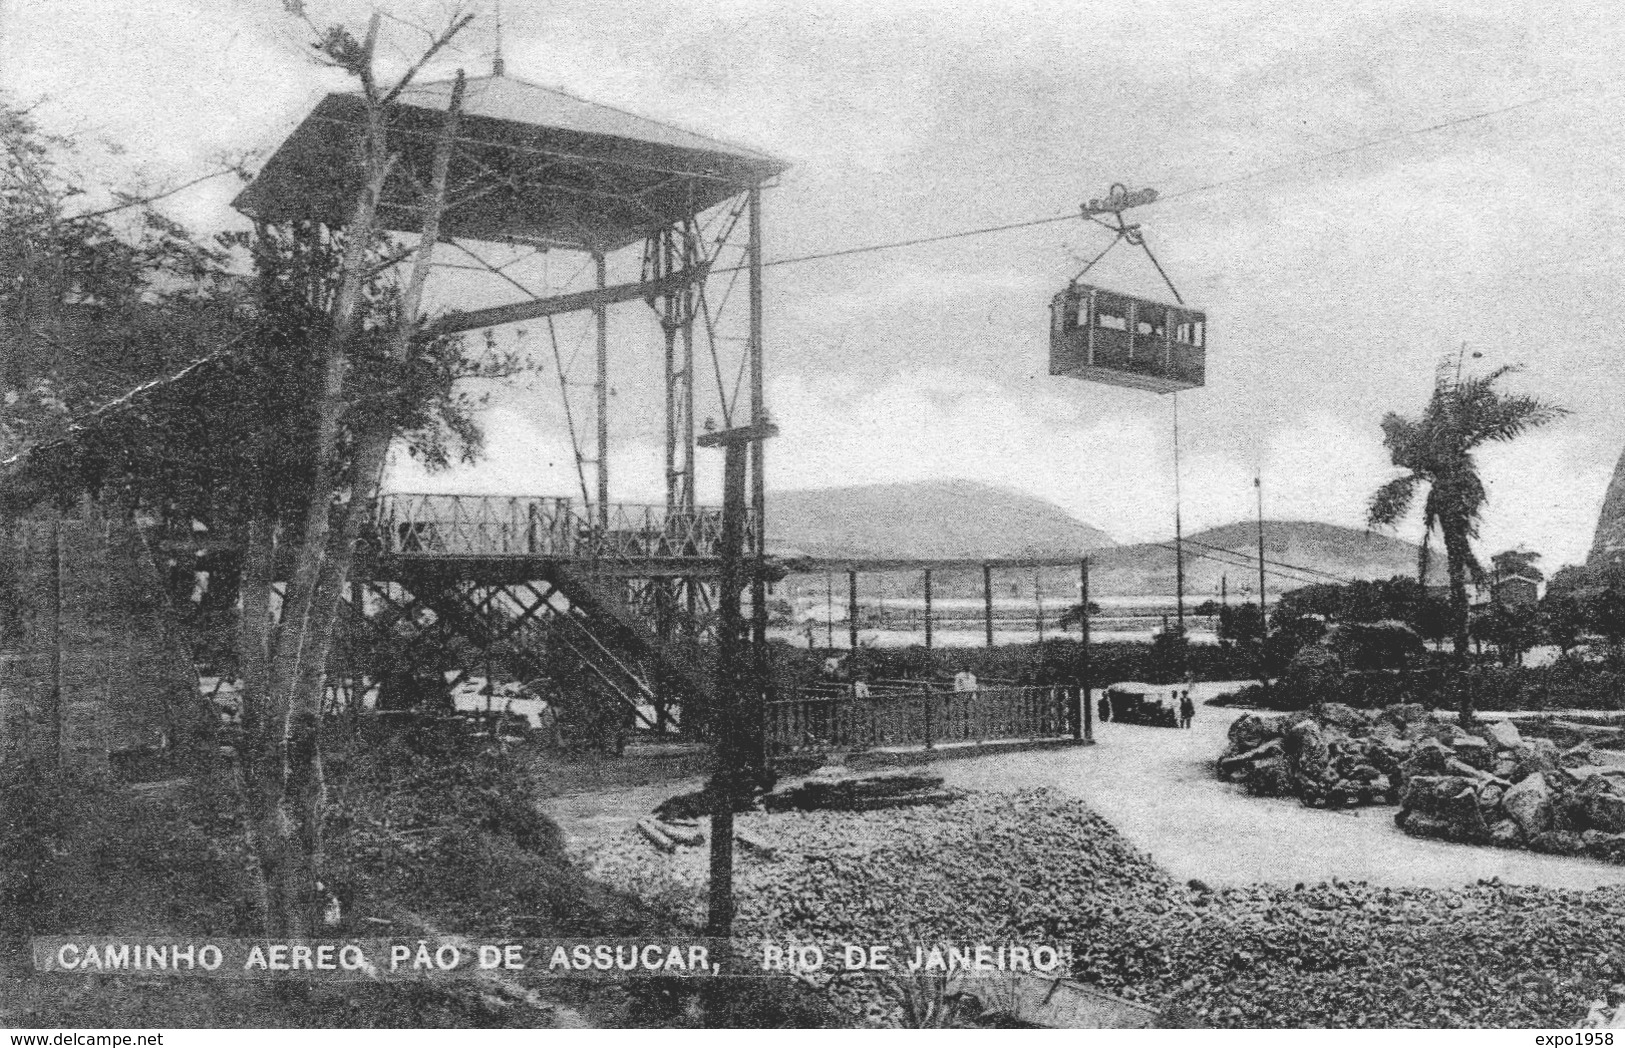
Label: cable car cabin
xmin=1049 ymin=284 xmax=1206 ymax=394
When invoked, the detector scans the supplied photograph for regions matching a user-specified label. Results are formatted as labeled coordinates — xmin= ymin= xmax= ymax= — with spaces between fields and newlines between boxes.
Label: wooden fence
xmin=0 ymin=501 xmax=215 ymax=779
xmin=764 ymin=684 xmax=1076 ymax=755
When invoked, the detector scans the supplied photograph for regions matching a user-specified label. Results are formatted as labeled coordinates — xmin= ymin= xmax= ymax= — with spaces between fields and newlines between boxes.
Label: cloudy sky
xmin=4 ymin=0 xmax=1623 ymax=567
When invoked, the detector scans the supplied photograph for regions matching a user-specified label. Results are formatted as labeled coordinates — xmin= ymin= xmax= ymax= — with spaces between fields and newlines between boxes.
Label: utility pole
xmin=923 ymin=568 xmax=933 ymax=652
xmin=1034 ymin=568 xmax=1044 ymax=644
xmin=824 ymin=573 xmax=832 ymax=649
xmin=983 ymin=563 xmax=994 ymax=647
xmin=848 ymin=570 xmax=859 ymax=650
xmin=1256 ymin=476 xmax=1269 ymax=699
xmin=1173 ymin=395 xmax=1185 ymax=636
xmin=1078 ymin=557 xmax=1091 ymax=743
xmin=697 ymin=419 xmax=777 ymax=939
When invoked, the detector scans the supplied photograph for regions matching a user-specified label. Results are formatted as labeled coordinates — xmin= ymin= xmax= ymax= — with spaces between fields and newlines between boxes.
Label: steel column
xmin=594 ymin=251 xmax=609 ymax=529
xmin=748 ymin=186 xmax=769 ymax=694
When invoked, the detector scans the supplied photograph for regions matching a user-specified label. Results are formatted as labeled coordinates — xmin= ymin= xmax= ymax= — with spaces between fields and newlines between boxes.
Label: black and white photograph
xmin=4 ymin=0 xmax=1625 ymax=1035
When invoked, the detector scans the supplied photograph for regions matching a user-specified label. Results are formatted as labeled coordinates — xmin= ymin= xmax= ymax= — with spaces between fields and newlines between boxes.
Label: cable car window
xmin=1096 ymin=305 xmax=1128 ymax=331
xmin=1173 ymin=316 xmax=1206 ymax=347
xmin=1137 ymin=308 xmax=1166 ymax=338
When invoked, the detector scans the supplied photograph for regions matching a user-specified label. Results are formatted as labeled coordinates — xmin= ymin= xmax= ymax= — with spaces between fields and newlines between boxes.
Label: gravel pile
xmin=1143 ymin=879 xmax=1625 ymax=1027
xmin=580 ymin=789 xmax=1177 ymax=1024
xmin=580 ymin=787 xmax=1625 ymax=1028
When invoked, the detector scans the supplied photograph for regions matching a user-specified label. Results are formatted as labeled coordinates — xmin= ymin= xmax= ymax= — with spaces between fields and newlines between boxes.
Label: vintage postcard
xmin=1 ymin=0 xmax=1622 ymax=1038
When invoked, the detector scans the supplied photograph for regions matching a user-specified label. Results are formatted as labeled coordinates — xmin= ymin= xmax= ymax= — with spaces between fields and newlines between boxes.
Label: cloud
xmin=7 ymin=0 xmax=1618 ymax=569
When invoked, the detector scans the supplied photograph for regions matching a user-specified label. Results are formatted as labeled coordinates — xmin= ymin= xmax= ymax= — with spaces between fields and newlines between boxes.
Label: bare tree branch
xmin=62 ymin=162 xmax=250 ymax=224
xmin=379 ymin=12 xmax=476 ymax=107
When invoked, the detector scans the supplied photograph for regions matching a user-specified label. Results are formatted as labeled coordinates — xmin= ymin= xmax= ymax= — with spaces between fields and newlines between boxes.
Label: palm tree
xmin=1366 ymin=362 xmax=1566 ymax=723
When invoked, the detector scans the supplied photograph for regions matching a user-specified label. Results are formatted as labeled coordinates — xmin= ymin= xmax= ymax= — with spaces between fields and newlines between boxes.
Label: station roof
xmin=233 ymin=74 xmax=787 ymax=254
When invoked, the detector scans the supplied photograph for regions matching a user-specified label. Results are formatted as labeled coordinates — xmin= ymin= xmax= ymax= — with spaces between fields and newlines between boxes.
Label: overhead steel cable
xmin=1146 ymin=540 xmax=1346 ymax=591
xmin=1181 ymin=535 xmax=1356 ymax=585
xmin=713 ymin=76 xmax=1617 ymax=276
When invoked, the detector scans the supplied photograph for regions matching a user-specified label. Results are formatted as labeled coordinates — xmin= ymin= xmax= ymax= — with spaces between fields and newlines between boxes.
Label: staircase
xmin=395 ymin=562 xmax=720 ymax=734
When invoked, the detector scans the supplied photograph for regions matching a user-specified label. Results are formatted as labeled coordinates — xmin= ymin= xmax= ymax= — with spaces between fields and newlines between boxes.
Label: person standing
xmin=1179 ymin=691 xmax=1195 ymax=729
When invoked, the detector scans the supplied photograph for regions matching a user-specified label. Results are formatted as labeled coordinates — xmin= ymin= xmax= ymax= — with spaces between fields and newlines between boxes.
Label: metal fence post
xmin=921 ymin=684 xmax=933 ymax=750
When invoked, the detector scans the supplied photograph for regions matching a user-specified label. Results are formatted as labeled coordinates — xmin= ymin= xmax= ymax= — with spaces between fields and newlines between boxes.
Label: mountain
xmin=1588 ymin=445 xmax=1625 ymax=570
xmin=1085 ymin=520 xmax=1443 ymax=596
xmin=765 ymin=480 xmax=1116 ymax=560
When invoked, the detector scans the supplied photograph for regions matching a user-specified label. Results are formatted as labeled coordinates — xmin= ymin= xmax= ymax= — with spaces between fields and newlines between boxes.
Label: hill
xmin=764 ymin=479 xmax=1116 ymax=560
xmin=1086 ymin=520 xmax=1441 ymax=597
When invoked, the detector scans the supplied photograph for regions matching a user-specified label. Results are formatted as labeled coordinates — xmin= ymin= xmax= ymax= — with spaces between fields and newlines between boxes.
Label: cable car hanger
xmin=1073 ymin=183 xmax=1184 ymax=306
xmin=1050 ymin=183 xmax=1205 ymax=395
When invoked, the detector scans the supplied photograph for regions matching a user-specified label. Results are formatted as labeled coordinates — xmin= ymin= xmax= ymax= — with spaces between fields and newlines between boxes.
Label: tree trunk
xmin=1443 ymin=524 xmax=1474 ymax=726
xmin=236 ymin=64 xmax=465 ymax=938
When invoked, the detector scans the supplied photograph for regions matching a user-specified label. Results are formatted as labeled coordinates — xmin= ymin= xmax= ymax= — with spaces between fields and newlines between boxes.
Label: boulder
xmin=1562 ymin=743 xmax=1597 ymax=770
xmin=1446 ymin=757 xmax=1509 ymax=785
xmin=1529 ymin=829 xmax=1587 ymax=856
xmin=1503 ymin=772 xmax=1556 ymax=838
xmin=1226 ymin=714 xmax=1279 ymax=755
xmin=1368 ymin=738 xmax=1411 ymax=775
xmin=1312 ymin=702 xmax=1371 ymax=734
xmin=1483 ymin=718 xmax=1524 ymax=750
xmin=1401 ymin=775 xmax=1481 ymax=817
xmin=1430 ymin=721 xmax=1464 ymax=746
xmin=1345 ymin=763 xmax=1381 ymax=783
xmin=1398 ymin=811 xmax=1453 ymax=841
xmin=1244 ymin=756 xmax=1293 ymax=797
xmin=1579 ymin=782 xmax=1625 ymax=834
xmin=1478 ymin=783 xmax=1506 ymax=812
xmin=1513 ymin=739 xmax=1562 ymax=782
xmin=1451 ymin=735 xmax=1493 ymax=770
xmin=1400 ymin=775 xmax=1488 ymax=840
xmin=1489 ymin=818 xmax=1523 ymax=847
xmin=1587 ymin=832 xmax=1625 ymax=863
xmin=1382 ymin=703 xmax=1432 ymax=729
xmin=1493 ymin=758 xmax=1518 ymax=780
xmin=1287 ymin=720 xmax=1334 ymax=788
xmin=1397 ymin=741 xmax=1451 ymax=789
xmin=1582 ymin=829 xmax=1616 ymax=854
xmin=1218 ymin=738 xmax=1283 ymax=772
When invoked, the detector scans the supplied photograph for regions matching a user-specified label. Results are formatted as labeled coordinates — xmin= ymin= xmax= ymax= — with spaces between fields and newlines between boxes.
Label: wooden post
xmin=1256 ymin=477 xmax=1270 ymax=701
xmin=1080 ymin=558 xmax=1092 ymax=743
xmin=923 ymin=568 xmax=933 ymax=652
xmin=698 ymin=421 xmax=776 ymax=940
xmin=1034 ymin=567 xmax=1044 ymax=644
xmin=921 ymin=684 xmax=933 ymax=750
xmin=708 ymin=440 xmax=744 ymax=937
xmin=848 ymin=569 xmax=859 ymax=651
xmin=983 ymin=563 xmax=994 ymax=648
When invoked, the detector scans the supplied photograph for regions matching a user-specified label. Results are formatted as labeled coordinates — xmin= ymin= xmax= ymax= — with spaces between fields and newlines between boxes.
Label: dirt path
xmin=938 ymin=702 xmax=1625 ymax=890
